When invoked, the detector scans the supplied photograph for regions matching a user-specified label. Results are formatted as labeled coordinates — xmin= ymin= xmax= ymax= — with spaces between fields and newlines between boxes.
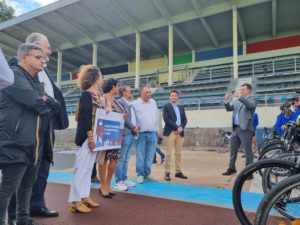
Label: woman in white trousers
xmin=68 ymin=65 xmax=103 ymax=213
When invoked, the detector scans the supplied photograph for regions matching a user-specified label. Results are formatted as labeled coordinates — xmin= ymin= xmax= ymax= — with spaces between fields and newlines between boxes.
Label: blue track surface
xmin=48 ymin=171 xmax=263 ymax=212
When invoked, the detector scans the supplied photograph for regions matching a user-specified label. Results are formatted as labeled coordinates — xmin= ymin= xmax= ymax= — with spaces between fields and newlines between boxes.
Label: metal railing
xmin=156 ymin=92 xmax=299 ymax=110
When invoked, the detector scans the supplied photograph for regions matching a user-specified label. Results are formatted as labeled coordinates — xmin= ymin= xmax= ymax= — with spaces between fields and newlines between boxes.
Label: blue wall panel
xmin=61 ymin=72 xmax=70 ymax=81
xmin=195 ymin=46 xmax=243 ymax=62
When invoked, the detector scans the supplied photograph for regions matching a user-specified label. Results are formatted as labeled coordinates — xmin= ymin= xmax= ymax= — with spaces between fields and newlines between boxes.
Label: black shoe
xmin=98 ymin=189 xmax=112 ymax=198
xmin=109 ymin=192 xmax=116 ymax=196
xmin=8 ymin=218 xmax=16 ymax=225
xmin=247 ymin=175 xmax=254 ymax=180
xmin=175 ymin=172 xmax=188 ymax=179
xmin=164 ymin=173 xmax=171 ymax=181
xmin=222 ymin=168 xmax=237 ymax=176
xmin=17 ymin=218 xmax=42 ymax=225
xmin=30 ymin=207 xmax=59 ymax=217
xmin=161 ymin=156 xmax=165 ymax=164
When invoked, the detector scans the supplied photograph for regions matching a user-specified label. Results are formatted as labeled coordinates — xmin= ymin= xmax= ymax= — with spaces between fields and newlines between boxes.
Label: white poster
xmin=93 ymin=109 xmax=124 ymax=151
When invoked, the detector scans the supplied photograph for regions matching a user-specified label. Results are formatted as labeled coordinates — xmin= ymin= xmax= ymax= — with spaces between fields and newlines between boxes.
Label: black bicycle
xmin=254 ymin=173 xmax=300 ymax=224
xmin=232 ymin=159 xmax=298 ymax=225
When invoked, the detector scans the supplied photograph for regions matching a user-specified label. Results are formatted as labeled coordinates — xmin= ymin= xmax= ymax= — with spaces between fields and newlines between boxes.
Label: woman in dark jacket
xmin=68 ymin=65 xmax=103 ymax=213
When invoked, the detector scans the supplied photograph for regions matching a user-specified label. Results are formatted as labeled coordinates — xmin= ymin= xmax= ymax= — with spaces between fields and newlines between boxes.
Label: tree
xmin=0 ymin=0 xmax=15 ymax=23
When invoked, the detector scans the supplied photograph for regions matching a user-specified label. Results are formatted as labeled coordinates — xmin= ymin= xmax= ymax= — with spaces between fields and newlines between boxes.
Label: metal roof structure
xmin=0 ymin=0 xmax=299 ymax=74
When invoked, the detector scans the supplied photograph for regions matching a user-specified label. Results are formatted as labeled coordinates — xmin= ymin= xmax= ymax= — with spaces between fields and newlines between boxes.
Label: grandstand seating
xmin=60 ymin=54 xmax=300 ymax=113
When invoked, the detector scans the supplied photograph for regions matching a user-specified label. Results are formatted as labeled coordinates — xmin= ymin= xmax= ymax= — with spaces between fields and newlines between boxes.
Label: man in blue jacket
xmin=274 ymin=103 xmax=293 ymax=135
xmin=8 ymin=33 xmax=68 ymax=224
xmin=163 ymin=90 xmax=188 ymax=181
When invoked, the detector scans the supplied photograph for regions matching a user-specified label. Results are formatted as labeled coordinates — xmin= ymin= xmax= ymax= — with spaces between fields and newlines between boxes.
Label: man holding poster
xmin=132 ymin=87 xmax=159 ymax=184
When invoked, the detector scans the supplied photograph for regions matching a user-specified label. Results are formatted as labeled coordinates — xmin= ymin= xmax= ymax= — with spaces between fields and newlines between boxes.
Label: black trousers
xmin=8 ymin=158 xmax=51 ymax=218
xmin=8 ymin=118 xmax=52 ymax=219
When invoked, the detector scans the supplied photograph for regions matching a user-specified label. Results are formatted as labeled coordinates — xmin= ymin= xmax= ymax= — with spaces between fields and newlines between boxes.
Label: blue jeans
xmin=135 ymin=132 xmax=157 ymax=177
xmin=115 ymin=133 xmax=134 ymax=183
xmin=153 ymin=146 xmax=165 ymax=163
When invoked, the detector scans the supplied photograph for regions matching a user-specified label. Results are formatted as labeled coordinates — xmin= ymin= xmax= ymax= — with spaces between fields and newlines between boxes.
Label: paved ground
xmin=39 ymin=147 xmax=288 ymax=225
xmin=52 ymin=147 xmax=248 ymax=190
xmin=35 ymin=183 xmax=256 ymax=225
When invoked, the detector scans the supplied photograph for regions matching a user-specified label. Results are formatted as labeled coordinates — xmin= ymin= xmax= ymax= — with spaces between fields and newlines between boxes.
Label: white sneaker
xmin=137 ymin=176 xmax=144 ymax=184
xmin=113 ymin=181 xmax=128 ymax=191
xmin=144 ymin=175 xmax=155 ymax=181
xmin=124 ymin=179 xmax=136 ymax=187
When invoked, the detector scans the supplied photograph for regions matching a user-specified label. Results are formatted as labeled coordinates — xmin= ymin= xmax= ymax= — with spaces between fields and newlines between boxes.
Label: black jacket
xmin=0 ymin=66 xmax=51 ymax=166
xmin=8 ymin=57 xmax=69 ymax=130
xmin=163 ymin=102 xmax=187 ymax=137
xmin=75 ymin=91 xmax=93 ymax=146
xmin=8 ymin=58 xmax=68 ymax=162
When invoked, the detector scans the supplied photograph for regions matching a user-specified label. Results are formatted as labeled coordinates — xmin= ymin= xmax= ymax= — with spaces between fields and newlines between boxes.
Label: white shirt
xmin=131 ymin=98 xmax=159 ymax=132
xmin=38 ymin=68 xmax=54 ymax=98
xmin=123 ymin=97 xmax=137 ymax=126
xmin=0 ymin=48 xmax=14 ymax=90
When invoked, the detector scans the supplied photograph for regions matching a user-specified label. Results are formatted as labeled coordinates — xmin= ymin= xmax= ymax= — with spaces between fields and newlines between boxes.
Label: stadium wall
xmin=66 ymin=106 xmax=279 ymax=130
xmin=57 ymin=106 xmax=279 ymax=149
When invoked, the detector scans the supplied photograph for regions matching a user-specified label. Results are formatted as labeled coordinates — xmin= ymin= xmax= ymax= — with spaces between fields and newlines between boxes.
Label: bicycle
xmin=232 ymin=159 xmax=298 ymax=225
xmin=215 ymin=129 xmax=245 ymax=153
xmin=215 ymin=129 xmax=231 ymax=153
xmin=254 ymin=173 xmax=300 ymax=224
xmin=233 ymin=123 xmax=300 ymax=225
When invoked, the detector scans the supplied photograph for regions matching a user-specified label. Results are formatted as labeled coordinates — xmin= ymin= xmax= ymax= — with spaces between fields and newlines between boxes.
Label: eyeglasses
xmin=27 ymin=54 xmax=45 ymax=61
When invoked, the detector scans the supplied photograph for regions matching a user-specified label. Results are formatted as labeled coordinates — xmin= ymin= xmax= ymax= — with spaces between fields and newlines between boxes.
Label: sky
xmin=6 ymin=0 xmax=59 ymax=16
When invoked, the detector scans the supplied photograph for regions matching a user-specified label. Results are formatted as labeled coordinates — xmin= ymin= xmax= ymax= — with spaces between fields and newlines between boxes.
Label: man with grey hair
xmin=8 ymin=33 xmax=68 ymax=222
xmin=0 ymin=43 xmax=57 ymax=225
xmin=114 ymin=86 xmax=139 ymax=191
xmin=132 ymin=87 xmax=159 ymax=184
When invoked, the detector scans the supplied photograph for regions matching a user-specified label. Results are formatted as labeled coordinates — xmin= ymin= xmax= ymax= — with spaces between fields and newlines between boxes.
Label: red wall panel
xmin=72 ymin=72 xmax=79 ymax=80
xmin=247 ymin=35 xmax=300 ymax=54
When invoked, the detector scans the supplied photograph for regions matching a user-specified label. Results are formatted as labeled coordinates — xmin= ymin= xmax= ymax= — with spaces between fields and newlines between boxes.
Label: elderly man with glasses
xmin=0 ymin=43 xmax=59 ymax=225
xmin=7 ymin=33 xmax=68 ymax=225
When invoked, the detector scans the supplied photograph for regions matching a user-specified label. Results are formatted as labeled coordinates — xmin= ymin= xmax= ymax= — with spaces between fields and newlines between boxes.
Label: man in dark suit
xmin=163 ymin=90 xmax=188 ymax=181
xmin=222 ymin=83 xmax=258 ymax=178
xmin=8 ymin=33 xmax=69 ymax=224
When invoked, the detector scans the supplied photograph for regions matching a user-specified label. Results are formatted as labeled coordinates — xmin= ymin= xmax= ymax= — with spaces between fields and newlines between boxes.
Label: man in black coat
xmin=0 ymin=43 xmax=56 ymax=225
xmin=8 ymin=33 xmax=68 ymax=224
xmin=162 ymin=90 xmax=188 ymax=181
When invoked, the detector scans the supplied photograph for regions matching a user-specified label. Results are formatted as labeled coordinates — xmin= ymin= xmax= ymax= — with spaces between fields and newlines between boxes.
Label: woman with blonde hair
xmin=68 ymin=65 xmax=103 ymax=213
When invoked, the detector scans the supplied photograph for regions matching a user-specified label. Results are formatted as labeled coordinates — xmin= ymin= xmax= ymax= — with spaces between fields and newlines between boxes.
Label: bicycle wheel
xmin=259 ymin=140 xmax=284 ymax=154
xmin=255 ymin=174 xmax=300 ymax=225
xmin=262 ymin=152 xmax=300 ymax=194
xmin=232 ymin=159 xmax=296 ymax=225
xmin=215 ymin=137 xmax=230 ymax=153
xmin=258 ymin=147 xmax=287 ymax=161
xmin=257 ymin=147 xmax=288 ymax=176
xmin=259 ymin=139 xmax=280 ymax=154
